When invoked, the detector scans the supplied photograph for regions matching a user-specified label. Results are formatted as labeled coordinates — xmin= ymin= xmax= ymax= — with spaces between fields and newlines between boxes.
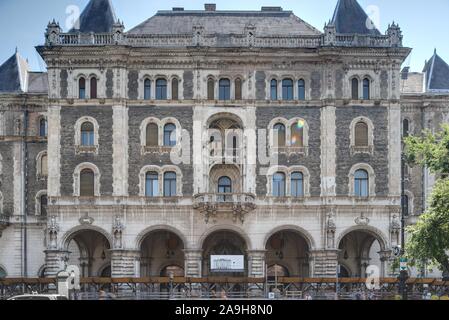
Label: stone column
xmin=47 ymin=105 xmax=61 ymax=197
xmin=379 ymin=250 xmax=392 ymax=278
xmin=44 ymin=250 xmax=70 ymax=277
xmin=184 ymin=249 xmax=203 ymax=278
xmin=110 ymin=250 xmax=140 ymax=278
xmin=388 ymin=103 xmax=402 ymax=198
xmin=309 ymin=249 xmax=339 ymax=277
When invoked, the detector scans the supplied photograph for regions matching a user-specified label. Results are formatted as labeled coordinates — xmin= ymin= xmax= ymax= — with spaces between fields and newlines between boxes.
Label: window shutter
xmin=90 ymin=77 xmax=97 ymax=99
xmin=207 ymin=79 xmax=215 ymax=100
xmin=80 ymin=169 xmax=95 ymax=197
xmin=146 ymin=123 xmax=159 ymax=146
xmin=41 ymin=154 xmax=48 ymax=176
xmin=355 ymin=122 xmax=368 ymax=147
xmin=235 ymin=78 xmax=242 ymax=100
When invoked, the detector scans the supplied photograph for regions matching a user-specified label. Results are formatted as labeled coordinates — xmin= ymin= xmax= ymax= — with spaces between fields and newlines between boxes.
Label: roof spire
xmin=330 ymin=0 xmax=380 ymax=35
xmin=70 ymin=0 xmax=118 ymax=33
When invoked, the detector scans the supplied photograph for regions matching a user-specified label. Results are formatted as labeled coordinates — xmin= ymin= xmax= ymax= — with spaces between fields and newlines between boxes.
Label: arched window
xmin=355 ymin=121 xmax=369 ymax=147
xmin=90 ymin=77 xmax=97 ymax=99
xmin=163 ymin=123 xmax=176 ymax=147
xmin=156 ymin=79 xmax=167 ymax=100
xmin=282 ymin=79 xmax=294 ymax=100
xmin=273 ymin=172 xmax=286 ymax=197
xmin=40 ymin=154 xmax=48 ymax=177
xmin=218 ymin=176 xmax=232 ymax=194
xmin=351 ymin=78 xmax=359 ymax=100
xmin=40 ymin=194 xmax=48 ymax=216
xmin=402 ymin=195 xmax=409 ymax=216
xmin=403 ymin=119 xmax=410 ymax=137
xmin=235 ymin=78 xmax=242 ymax=100
xmin=219 ymin=79 xmax=231 ymax=100
xmin=273 ymin=123 xmax=286 ymax=147
xmin=298 ymin=79 xmax=306 ymax=101
xmin=145 ymin=172 xmax=159 ymax=197
xmin=354 ymin=169 xmax=369 ymax=197
xmin=271 ymin=79 xmax=278 ymax=100
xmin=79 ymin=77 xmax=86 ymax=99
xmin=146 ymin=123 xmax=159 ymax=146
xmin=291 ymin=122 xmax=304 ymax=147
xmin=80 ymin=169 xmax=95 ymax=197
xmin=172 ymin=78 xmax=179 ymax=100
xmin=39 ymin=118 xmax=48 ymax=137
xmin=207 ymin=78 xmax=215 ymax=100
xmin=363 ymin=78 xmax=370 ymax=100
xmin=164 ymin=172 xmax=177 ymax=197
xmin=81 ymin=122 xmax=94 ymax=146
xmin=144 ymin=79 xmax=151 ymax=100
xmin=291 ymin=172 xmax=304 ymax=197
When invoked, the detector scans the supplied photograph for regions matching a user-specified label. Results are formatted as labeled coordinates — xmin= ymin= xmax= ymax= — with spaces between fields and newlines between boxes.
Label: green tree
xmin=404 ymin=124 xmax=449 ymax=275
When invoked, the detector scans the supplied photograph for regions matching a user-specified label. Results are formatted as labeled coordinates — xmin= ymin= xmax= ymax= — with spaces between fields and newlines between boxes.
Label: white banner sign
xmin=210 ymin=255 xmax=244 ymax=273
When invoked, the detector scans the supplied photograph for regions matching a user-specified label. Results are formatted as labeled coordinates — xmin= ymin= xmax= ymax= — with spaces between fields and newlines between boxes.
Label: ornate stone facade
xmin=0 ymin=0 xmax=447 ymax=280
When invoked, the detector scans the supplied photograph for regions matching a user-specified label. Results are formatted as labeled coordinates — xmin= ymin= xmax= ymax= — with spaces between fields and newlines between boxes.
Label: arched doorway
xmin=202 ymin=230 xmax=248 ymax=277
xmin=267 ymin=264 xmax=290 ymax=282
xmin=0 ymin=266 xmax=7 ymax=279
xmin=140 ymin=231 xmax=185 ymax=277
xmin=65 ymin=229 xmax=111 ymax=278
xmin=338 ymin=230 xmax=384 ymax=278
xmin=265 ymin=230 xmax=310 ymax=277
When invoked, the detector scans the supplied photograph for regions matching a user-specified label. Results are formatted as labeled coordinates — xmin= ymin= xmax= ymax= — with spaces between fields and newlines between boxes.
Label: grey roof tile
xmin=70 ymin=0 xmax=117 ymax=33
xmin=27 ymin=72 xmax=48 ymax=94
xmin=0 ymin=51 xmax=28 ymax=94
xmin=127 ymin=9 xmax=321 ymax=36
xmin=423 ymin=51 xmax=449 ymax=91
xmin=331 ymin=0 xmax=381 ymax=35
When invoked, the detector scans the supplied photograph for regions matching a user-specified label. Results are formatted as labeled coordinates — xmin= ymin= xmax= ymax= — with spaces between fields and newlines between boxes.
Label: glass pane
xmin=80 ymin=169 xmax=94 ymax=197
xmin=219 ymin=79 xmax=230 ymax=100
xmin=273 ymin=173 xmax=285 ymax=197
xmin=235 ymin=79 xmax=242 ymax=100
xmin=282 ymin=79 xmax=293 ymax=100
xmin=291 ymin=123 xmax=304 ymax=147
xmin=156 ymin=79 xmax=167 ymax=100
xmin=271 ymin=80 xmax=278 ymax=100
xmin=144 ymin=79 xmax=151 ymax=100
xmin=145 ymin=172 xmax=159 ymax=197
xmin=363 ymin=79 xmax=370 ymax=100
xmin=164 ymin=172 xmax=177 ymax=197
xmin=274 ymin=123 xmax=286 ymax=147
xmin=291 ymin=172 xmax=304 ymax=197
xmin=164 ymin=124 xmax=176 ymax=146
xmin=403 ymin=119 xmax=409 ymax=137
xmin=298 ymin=80 xmax=305 ymax=100
xmin=172 ymin=78 xmax=179 ymax=100
xmin=90 ymin=78 xmax=97 ymax=99
xmin=40 ymin=119 xmax=47 ymax=137
xmin=208 ymin=79 xmax=215 ymax=100
xmin=352 ymin=79 xmax=359 ymax=99
xmin=79 ymin=78 xmax=86 ymax=99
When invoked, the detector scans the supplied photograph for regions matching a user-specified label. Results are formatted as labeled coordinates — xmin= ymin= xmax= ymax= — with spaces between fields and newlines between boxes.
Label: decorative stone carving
xmin=355 ymin=212 xmax=370 ymax=226
xmin=326 ymin=208 xmax=336 ymax=248
xmin=323 ymin=22 xmax=336 ymax=46
xmin=45 ymin=20 xmax=61 ymax=46
xmin=387 ymin=22 xmax=403 ymax=47
xmin=112 ymin=215 xmax=125 ymax=249
xmin=193 ymin=25 xmax=204 ymax=46
xmin=390 ymin=214 xmax=401 ymax=245
xmin=79 ymin=213 xmax=94 ymax=225
xmin=47 ymin=215 xmax=59 ymax=250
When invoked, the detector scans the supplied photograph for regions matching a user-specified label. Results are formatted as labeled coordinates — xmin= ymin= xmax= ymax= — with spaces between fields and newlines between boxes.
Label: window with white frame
xmin=219 ymin=79 xmax=231 ymax=101
xmin=291 ymin=172 xmax=304 ymax=197
xmin=350 ymin=117 xmax=374 ymax=155
xmin=298 ymin=79 xmax=306 ymax=101
xmin=144 ymin=78 xmax=151 ymax=100
xmin=39 ymin=117 xmax=48 ymax=137
xmin=36 ymin=151 xmax=48 ymax=179
xmin=354 ymin=169 xmax=369 ymax=197
xmin=156 ymin=78 xmax=167 ymax=100
xmin=73 ymin=163 xmax=101 ymax=197
xmin=272 ymin=172 xmax=286 ymax=197
xmin=145 ymin=171 xmax=159 ymax=197
xmin=282 ymin=79 xmax=294 ymax=101
xmin=74 ymin=117 xmax=99 ymax=154
xmin=349 ymin=164 xmax=375 ymax=198
xmin=35 ymin=191 xmax=48 ymax=216
xmin=164 ymin=172 xmax=177 ymax=197
xmin=270 ymin=79 xmax=278 ymax=100
xmin=79 ymin=77 xmax=86 ymax=99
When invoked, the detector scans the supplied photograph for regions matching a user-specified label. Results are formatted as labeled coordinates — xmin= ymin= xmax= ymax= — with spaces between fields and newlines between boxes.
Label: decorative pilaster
xmin=111 ymin=250 xmax=140 ymax=278
xmin=379 ymin=250 xmax=392 ymax=277
xmin=47 ymin=105 xmax=61 ymax=197
xmin=320 ymin=105 xmax=337 ymax=198
xmin=184 ymin=249 xmax=203 ymax=278
xmin=112 ymin=105 xmax=129 ymax=196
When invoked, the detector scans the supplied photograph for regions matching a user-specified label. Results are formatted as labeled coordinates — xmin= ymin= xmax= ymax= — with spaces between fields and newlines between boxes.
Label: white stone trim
xmin=140 ymin=117 xmax=162 ymax=149
xmin=35 ymin=190 xmax=47 ymax=216
xmin=138 ymin=165 xmax=183 ymax=197
xmin=266 ymin=165 xmax=310 ymax=197
xmin=36 ymin=150 xmax=48 ymax=180
xmin=47 ymin=105 xmax=61 ymax=197
xmin=349 ymin=116 xmax=374 ymax=155
xmin=74 ymin=116 xmax=99 ymax=155
xmin=74 ymin=72 xmax=102 ymax=99
xmin=140 ymin=117 xmax=182 ymax=152
xmin=73 ymin=162 xmax=101 ymax=197
xmin=265 ymin=74 xmax=311 ymax=100
xmin=0 ymin=191 xmax=3 ymax=214
xmin=160 ymin=117 xmax=182 ymax=146
xmin=348 ymin=163 xmax=376 ymax=198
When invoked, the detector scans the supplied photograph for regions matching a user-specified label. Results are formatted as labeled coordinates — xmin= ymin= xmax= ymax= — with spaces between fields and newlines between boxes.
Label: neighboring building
xmin=0 ymin=0 xmax=446 ymax=281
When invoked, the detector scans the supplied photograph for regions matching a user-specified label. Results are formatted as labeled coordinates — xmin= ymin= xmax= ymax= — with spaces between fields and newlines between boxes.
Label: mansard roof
xmin=331 ymin=0 xmax=381 ymax=35
xmin=70 ymin=0 xmax=117 ymax=33
xmin=127 ymin=8 xmax=322 ymax=36
xmin=423 ymin=50 xmax=449 ymax=92
xmin=0 ymin=51 xmax=29 ymax=93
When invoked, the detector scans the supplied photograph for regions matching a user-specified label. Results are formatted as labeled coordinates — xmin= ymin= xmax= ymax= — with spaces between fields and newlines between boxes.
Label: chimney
xmin=205 ymin=3 xmax=216 ymax=11
xmin=172 ymin=7 xmax=184 ymax=11
xmin=261 ymin=6 xmax=282 ymax=12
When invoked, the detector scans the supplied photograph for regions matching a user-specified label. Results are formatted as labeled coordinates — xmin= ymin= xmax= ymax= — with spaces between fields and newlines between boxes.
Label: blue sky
xmin=0 ymin=0 xmax=448 ymax=72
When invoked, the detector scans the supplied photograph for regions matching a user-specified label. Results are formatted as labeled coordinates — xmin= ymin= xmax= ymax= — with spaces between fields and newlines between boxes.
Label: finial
xmin=15 ymin=46 xmax=18 ymax=54
xmin=434 ymin=48 xmax=437 ymax=55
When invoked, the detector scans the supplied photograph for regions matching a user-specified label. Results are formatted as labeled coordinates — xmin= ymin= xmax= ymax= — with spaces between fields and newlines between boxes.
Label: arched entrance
xmin=65 ymin=230 xmax=111 ymax=278
xmin=202 ymin=230 xmax=248 ymax=277
xmin=265 ymin=230 xmax=310 ymax=277
xmin=140 ymin=230 xmax=185 ymax=277
xmin=338 ymin=229 xmax=385 ymax=278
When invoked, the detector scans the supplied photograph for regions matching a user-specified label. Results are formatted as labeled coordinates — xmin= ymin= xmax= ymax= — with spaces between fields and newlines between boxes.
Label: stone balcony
xmin=193 ymin=193 xmax=256 ymax=224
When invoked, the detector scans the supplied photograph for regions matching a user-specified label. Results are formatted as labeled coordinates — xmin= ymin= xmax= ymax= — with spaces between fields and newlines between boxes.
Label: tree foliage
xmin=404 ymin=124 xmax=449 ymax=274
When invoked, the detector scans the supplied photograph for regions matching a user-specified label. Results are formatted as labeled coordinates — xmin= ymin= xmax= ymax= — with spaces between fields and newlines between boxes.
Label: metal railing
xmin=0 ymin=214 xmax=9 ymax=226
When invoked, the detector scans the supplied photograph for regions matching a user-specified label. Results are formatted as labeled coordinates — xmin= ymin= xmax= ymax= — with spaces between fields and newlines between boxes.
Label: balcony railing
xmin=193 ymin=193 xmax=256 ymax=223
xmin=0 ymin=215 xmax=9 ymax=226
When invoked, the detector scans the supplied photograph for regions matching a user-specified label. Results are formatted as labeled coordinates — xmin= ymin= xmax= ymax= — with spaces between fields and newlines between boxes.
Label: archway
xmin=338 ymin=230 xmax=384 ymax=278
xmin=65 ymin=229 xmax=111 ymax=278
xmin=140 ymin=230 xmax=185 ymax=277
xmin=265 ymin=230 xmax=310 ymax=277
xmin=202 ymin=230 xmax=248 ymax=277
xmin=0 ymin=266 xmax=6 ymax=279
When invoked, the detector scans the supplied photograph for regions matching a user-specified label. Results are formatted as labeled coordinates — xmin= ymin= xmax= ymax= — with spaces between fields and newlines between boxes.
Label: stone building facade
xmin=0 ymin=0 xmax=447 ymax=280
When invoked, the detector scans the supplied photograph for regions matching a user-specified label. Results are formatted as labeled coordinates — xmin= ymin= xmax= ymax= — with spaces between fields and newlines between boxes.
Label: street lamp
xmin=398 ymin=150 xmax=409 ymax=300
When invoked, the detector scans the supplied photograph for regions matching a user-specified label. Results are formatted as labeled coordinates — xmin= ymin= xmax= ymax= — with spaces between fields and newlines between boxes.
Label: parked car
xmin=7 ymin=293 xmax=68 ymax=300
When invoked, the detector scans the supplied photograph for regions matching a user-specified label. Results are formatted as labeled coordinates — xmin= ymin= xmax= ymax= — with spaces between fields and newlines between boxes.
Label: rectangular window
xmin=81 ymin=132 xmax=94 ymax=146
xmin=145 ymin=173 xmax=159 ymax=197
